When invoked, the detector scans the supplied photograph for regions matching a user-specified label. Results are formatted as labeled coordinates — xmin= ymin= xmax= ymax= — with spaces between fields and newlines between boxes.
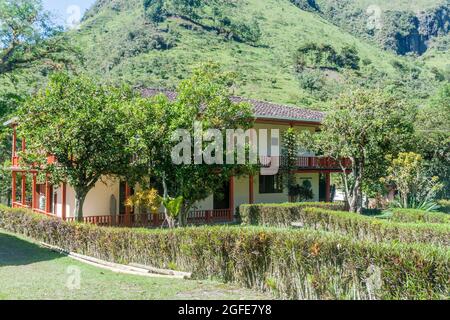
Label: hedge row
xmin=241 ymin=204 xmax=450 ymax=247
xmin=0 ymin=206 xmax=448 ymax=300
xmin=391 ymin=209 xmax=450 ymax=224
xmin=438 ymin=200 xmax=450 ymax=214
xmin=240 ymin=202 xmax=346 ymax=226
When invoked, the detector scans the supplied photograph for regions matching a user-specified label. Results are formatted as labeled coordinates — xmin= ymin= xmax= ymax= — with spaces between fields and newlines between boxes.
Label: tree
xmin=17 ymin=73 xmax=134 ymax=220
xmin=0 ymin=0 xmax=77 ymax=75
xmin=384 ymin=152 xmax=443 ymax=210
xmin=124 ymin=63 xmax=255 ymax=226
xmin=415 ymin=83 xmax=450 ymax=199
xmin=0 ymin=0 xmax=79 ymax=205
xmin=298 ymin=88 xmax=415 ymax=213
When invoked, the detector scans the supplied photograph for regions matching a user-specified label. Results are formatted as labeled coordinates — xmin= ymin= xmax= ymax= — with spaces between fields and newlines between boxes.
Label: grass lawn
xmin=0 ymin=231 xmax=269 ymax=300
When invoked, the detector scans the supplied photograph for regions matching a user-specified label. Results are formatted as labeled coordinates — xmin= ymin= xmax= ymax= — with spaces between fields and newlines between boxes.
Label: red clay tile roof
xmin=141 ymin=88 xmax=324 ymax=123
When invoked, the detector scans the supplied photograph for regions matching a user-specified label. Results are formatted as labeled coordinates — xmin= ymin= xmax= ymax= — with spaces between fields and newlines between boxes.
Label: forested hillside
xmin=69 ymin=0 xmax=449 ymax=108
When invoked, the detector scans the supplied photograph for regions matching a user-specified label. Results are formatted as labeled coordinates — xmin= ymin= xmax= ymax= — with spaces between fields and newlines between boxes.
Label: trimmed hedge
xmin=438 ymin=200 xmax=450 ymax=214
xmin=391 ymin=209 xmax=450 ymax=224
xmin=0 ymin=206 xmax=448 ymax=300
xmin=240 ymin=202 xmax=346 ymax=226
xmin=241 ymin=204 xmax=450 ymax=247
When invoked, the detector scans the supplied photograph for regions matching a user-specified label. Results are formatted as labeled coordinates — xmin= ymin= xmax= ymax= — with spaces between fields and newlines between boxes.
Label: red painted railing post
xmin=229 ymin=177 xmax=234 ymax=221
xmin=31 ymin=173 xmax=37 ymax=210
xmin=21 ymin=173 xmax=26 ymax=206
xmin=11 ymin=171 xmax=16 ymax=205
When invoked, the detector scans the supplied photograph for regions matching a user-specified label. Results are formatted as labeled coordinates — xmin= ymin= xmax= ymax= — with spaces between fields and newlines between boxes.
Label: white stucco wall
xmin=54 ymin=176 xmax=120 ymax=218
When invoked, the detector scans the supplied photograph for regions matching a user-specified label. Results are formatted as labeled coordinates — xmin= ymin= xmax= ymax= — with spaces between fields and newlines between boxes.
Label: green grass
xmin=0 ymin=231 xmax=270 ymax=300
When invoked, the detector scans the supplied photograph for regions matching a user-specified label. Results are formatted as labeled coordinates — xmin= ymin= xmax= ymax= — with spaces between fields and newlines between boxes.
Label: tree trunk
xmin=161 ymin=173 xmax=174 ymax=228
xmin=74 ymin=191 xmax=88 ymax=222
xmin=348 ymin=159 xmax=364 ymax=214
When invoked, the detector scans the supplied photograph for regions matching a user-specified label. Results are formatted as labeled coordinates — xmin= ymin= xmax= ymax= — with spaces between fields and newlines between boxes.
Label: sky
xmin=42 ymin=0 xmax=97 ymax=27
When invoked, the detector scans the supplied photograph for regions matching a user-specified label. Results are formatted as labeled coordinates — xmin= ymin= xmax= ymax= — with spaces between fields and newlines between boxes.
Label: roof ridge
xmin=141 ymin=88 xmax=324 ymax=123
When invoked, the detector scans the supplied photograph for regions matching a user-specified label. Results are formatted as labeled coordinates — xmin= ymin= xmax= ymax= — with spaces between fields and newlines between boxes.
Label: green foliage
xmin=143 ymin=0 xmax=261 ymax=44
xmin=438 ymin=200 xmax=450 ymax=214
xmin=162 ymin=196 xmax=184 ymax=219
xmin=415 ymin=83 xmax=450 ymax=199
xmin=390 ymin=208 xmax=450 ymax=224
xmin=1 ymin=205 xmax=448 ymax=300
xmin=241 ymin=204 xmax=450 ymax=247
xmin=122 ymin=63 xmax=255 ymax=226
xmin=294 ymin=42 xmax=360 ymax=71
xmin=384 ymin=152 xmax=443 ymax=209
xmin=240 ymin=202 xmax=346 ymax=226
xmin=0 ymin=0 xmax=77 ymax=75
xmin=298 ymin=88 xmax=416 ymax=213
xmin=17 ymin=73 xmax=135 ymax=220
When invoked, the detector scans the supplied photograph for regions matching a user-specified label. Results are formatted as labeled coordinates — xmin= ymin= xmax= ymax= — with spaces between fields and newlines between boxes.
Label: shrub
xmin=391 ymin=209 xmax=450 ymax=224
xmin=240 ymin=202 xmax=346 ymax=226
xmin=241 ymin=204 xmax=450 ymax=247
xmin=438 ymin=200 xmax=450 ymax=214
xmin=0 ymin=206 xmax=448 ymax=300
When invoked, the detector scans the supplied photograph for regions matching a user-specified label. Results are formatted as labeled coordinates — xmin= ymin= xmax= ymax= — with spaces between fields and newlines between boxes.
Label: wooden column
xmin=125 ymin=183 xmax=131 ymax=226
xmin=45 ymin=176 xmax=51 ymax=213
xmin=11 ymin=171 xmax=17 ymax=205
xmin=31 ymin=173 xmax=37 ymax=210
xmin=21 ymin=173 xmax=26 ymax=206
xmin=11 ymin=125 xmax=17 ymax=161
xmin=62 ymin=182 xmax=67 ymax=220
xmin=229 ymin=177 xmax=235 ymax=221
xmin=325 ymin=173 xmax=331 ymax=203
xmin=249 ymin=175 xmax=254 ymax=204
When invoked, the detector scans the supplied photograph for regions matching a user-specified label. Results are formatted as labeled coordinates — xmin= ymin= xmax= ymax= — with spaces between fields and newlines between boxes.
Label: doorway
xmin=213 ymin=181 xmax=230 ymax=210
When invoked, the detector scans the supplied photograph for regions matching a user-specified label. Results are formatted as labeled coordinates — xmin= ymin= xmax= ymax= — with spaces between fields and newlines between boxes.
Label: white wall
xmin=55 ymin=176 xmax=120 ymax=218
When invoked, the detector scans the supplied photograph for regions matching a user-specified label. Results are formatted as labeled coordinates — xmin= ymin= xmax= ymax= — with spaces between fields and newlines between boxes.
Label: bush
xmin=241 ymin=204 xmax=450 ymax=247
xmin=438 ymin=200 xmax=450 ymax=214
xmin=0 ymin=206 xmax=448 ymax=300
xmin=391 ymin=209 xmax=450 ymax=224
xmin=240 ymin=202 xmax=346 ymax=226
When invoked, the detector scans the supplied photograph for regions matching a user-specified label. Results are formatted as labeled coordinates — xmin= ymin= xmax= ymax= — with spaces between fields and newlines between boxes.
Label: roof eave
xmin=255 ymin=115 xmax=323 ymax=125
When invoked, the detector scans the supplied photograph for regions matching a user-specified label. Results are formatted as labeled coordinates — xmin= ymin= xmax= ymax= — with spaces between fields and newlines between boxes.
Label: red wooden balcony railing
xmin=11 ymin=155 xmax=56 ymax=169
xmin=64 ymin=209 xmax=233 ymax=228
xmin=259 ymin=156 xmax=351 ymax=170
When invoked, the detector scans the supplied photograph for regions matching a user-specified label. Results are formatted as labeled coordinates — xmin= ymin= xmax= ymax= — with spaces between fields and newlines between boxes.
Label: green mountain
xmin=68 ymin=0 xmax=449 ymax=106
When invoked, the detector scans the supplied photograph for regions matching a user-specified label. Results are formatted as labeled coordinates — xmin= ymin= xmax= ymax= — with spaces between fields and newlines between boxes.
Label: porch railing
xmin=64 ymin=209 xmax=233 ymax=228
xmin=259 ymin=156 xmax=351 ymax=170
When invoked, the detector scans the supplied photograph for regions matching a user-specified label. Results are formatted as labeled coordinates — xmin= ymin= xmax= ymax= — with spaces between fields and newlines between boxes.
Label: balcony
xmin=11 ymin=154 xmax=56 ymax=170
xmin=259 ymin=156 xmax=351 ymax=171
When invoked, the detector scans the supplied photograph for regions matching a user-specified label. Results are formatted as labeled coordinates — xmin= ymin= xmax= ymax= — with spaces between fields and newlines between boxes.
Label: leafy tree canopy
xmin=17 ymin=73 xmax=135 ymax=219
xmin=299 ymin=88 xmax=416 ymax=213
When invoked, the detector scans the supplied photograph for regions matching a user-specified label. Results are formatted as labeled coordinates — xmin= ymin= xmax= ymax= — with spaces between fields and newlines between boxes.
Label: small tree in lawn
xmin=124 ymin=63 xmax=255 ymax=227
xmin=384 ymin=152 xmax=443 ymax=210
xmin=18 ymin=73 xmax=134 ymax=220
xmin=298 ymin=88 xmax=415 ymax=213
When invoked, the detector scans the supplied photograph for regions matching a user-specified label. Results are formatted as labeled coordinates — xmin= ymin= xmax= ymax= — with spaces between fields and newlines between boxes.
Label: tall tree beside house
xmin=123 ymin=63 xmax=255 ymax=226
xmin=298 ymin=88 xmax=415 ymax=213
xmin=17 ymin=73 xmax=134 ymax=220
xmin=0 ymin=0 xmax=77 ymax=75
xmin=0 ymin=0 xmax=78 ymax=205
xmin=415 ymin=83 xmax=450 ymax=199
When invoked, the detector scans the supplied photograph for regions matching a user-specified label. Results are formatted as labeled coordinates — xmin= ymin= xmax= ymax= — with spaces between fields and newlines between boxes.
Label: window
xmin=259 ymin=174 xmax=283 ymax=194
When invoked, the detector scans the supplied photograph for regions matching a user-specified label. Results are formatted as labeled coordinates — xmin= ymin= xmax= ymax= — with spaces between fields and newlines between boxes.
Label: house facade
xmin=7 ymin=90 xmax=349 ymax=226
